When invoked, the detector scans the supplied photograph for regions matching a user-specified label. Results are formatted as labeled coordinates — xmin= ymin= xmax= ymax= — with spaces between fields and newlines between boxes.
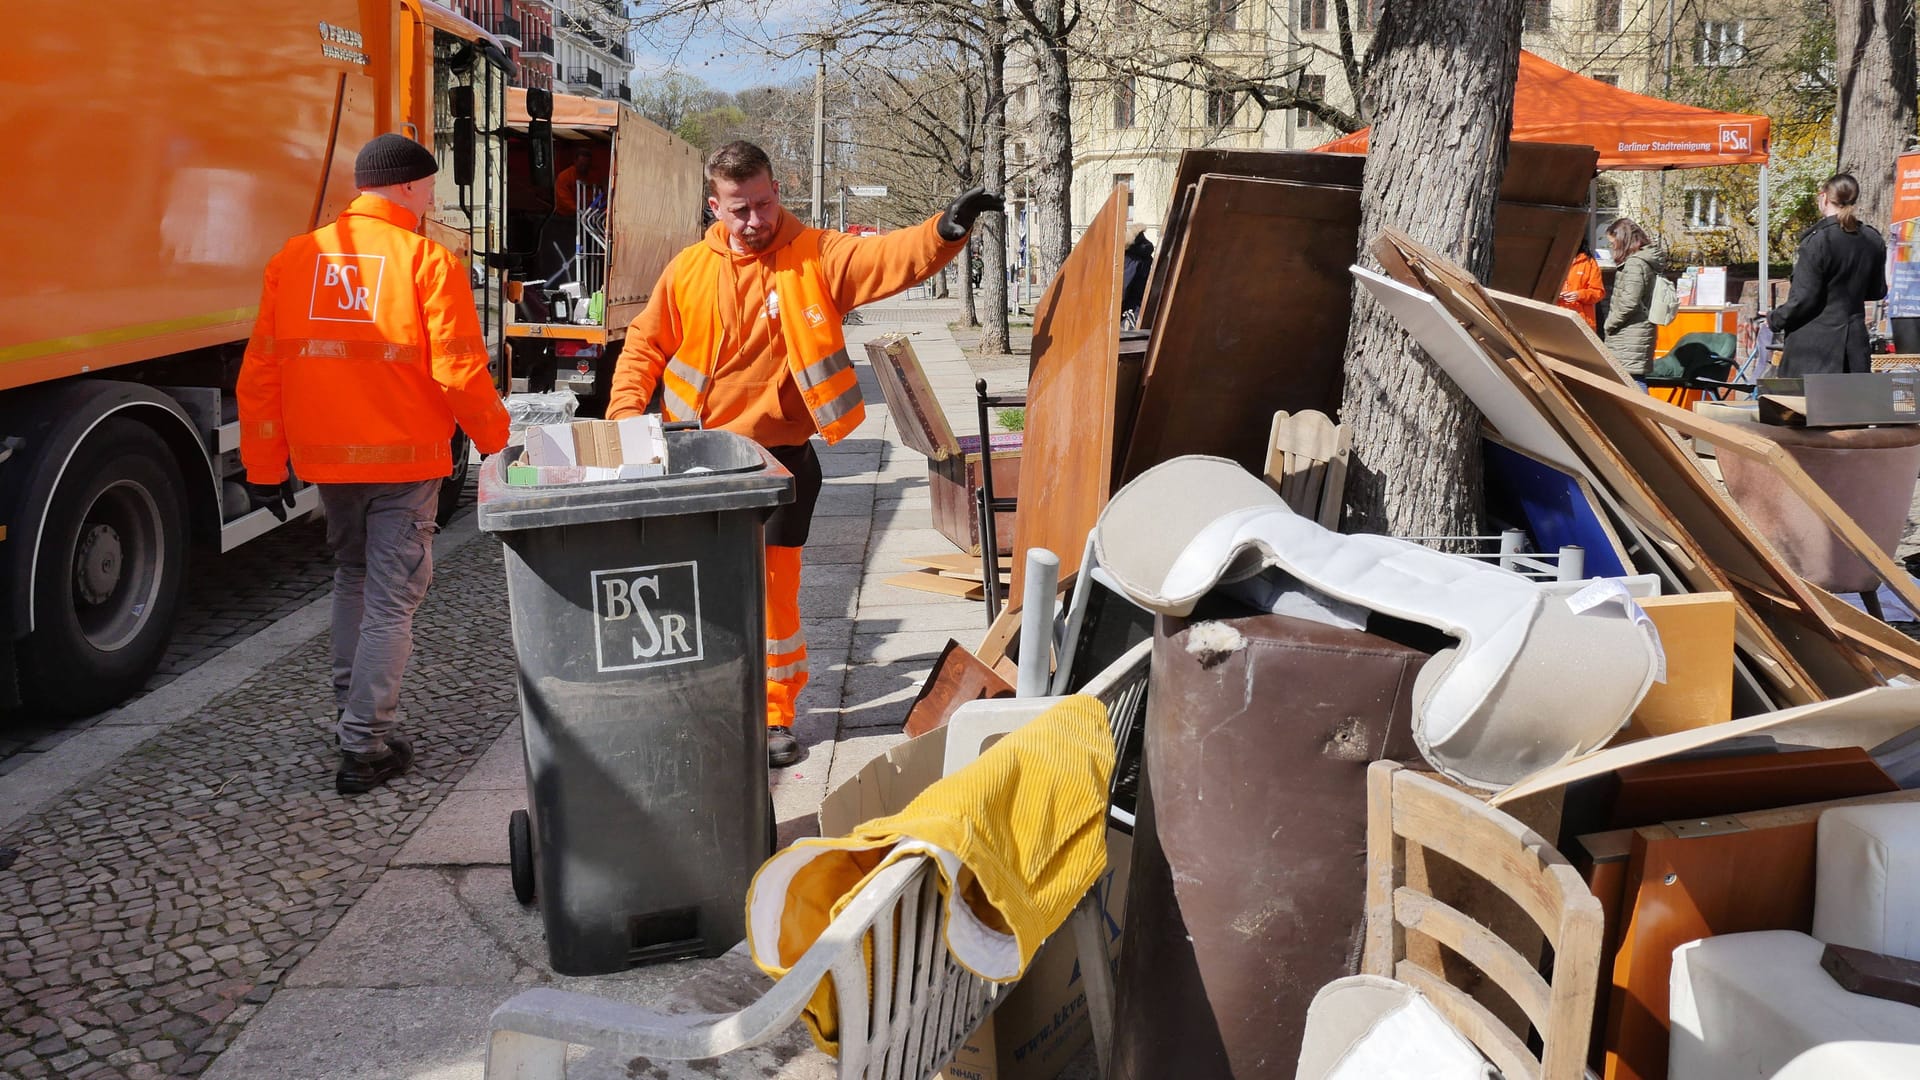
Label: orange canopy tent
xmin=1315 ymin=51 xmax=1770 ymax=171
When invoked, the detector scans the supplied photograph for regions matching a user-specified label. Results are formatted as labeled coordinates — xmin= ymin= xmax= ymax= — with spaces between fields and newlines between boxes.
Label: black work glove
xmin=244 ymin=479 xmax=299 ymax=522
xmin=937 ymin=187 xmax=1005 ymax=241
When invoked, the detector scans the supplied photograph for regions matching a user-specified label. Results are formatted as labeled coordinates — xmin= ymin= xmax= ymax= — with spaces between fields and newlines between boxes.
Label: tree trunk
xmin=1835 ymin=0 xmax=1918 ymax=232
xmin=960 ymin=235 xmax=979 ymax=325
xmin=1022 ymin=0 xmax=1075 ymax=288
xmin=1336 ymin=0 xmax=1525 ymax=541
xmin=979 ymin=13 xmax=1012 ymax=354
xmin=932 ymin=264 xmax=950 ymax=298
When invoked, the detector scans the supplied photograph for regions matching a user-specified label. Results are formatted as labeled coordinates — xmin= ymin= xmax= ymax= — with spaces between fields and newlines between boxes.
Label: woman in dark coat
xmin=1768 ymin=173 xmax=1888 ymax=375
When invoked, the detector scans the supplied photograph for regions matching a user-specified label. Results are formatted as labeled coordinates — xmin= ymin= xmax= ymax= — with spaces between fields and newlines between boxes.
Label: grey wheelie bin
xmin=476 ymin=428 xmax=793 ymax=976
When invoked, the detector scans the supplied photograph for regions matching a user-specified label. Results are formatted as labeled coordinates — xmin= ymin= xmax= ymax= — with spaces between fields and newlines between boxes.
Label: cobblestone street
xmin=0 ymin=533 xmax=513 ymax=1079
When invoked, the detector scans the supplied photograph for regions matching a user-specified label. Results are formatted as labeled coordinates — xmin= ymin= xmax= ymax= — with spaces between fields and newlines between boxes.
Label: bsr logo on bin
xmin=591 ymin=561 xmax=704 ymax=673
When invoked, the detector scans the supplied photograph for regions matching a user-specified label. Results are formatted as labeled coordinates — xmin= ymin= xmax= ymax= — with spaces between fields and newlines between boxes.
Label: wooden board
xmin=903 ymin=552 xmax=1012 ymax=574
xmin=1490 ymin=200 xmax=1590 ymax=304
xmin=1123 ymin=176 xmax=1362 ymax=481
xmin=607 ymin=112 xmax=704 ymax=331
xmin=880 ymin=571 xmax=983 ymax=600
xmin=1373 ymin=231 xmax=1825 ymax=705
xmin=864 ymin=335 xmax=960 ymax=460
xmin=901 ymin=640 xmax=1015 ymax=738
xmin=1601 ymin=788 xmax=1920 ymax=1080
xmin=1624 ymin=593 xmax=1735 ymax=741
xmin=1010 ymin=188 xmax=1126 ymax=597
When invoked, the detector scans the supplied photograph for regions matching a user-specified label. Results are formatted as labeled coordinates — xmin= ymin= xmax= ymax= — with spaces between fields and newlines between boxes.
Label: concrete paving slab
xmin=198 ymin=986 xmax=511 ymax=1080
xmin=453 ymin=722 xmax=524 ymax=793
xmin=449 ymin=868 xmax=701 ymax=997
xmin=865 ymin=522 xmax=946 ymax=550
xmin=824 ymin=730 xmax=912 ymax=791
xmin=819 ymin=451 xmax=883 ymax=477
xmin=811 ymin=485 xmax=876 ymax=516
xmin=855 ymin=602 xmax=992 ymax=638
xmin=801 ymin=617 xmax=855 ymax=651
xmin=838 ymin=661 xmax=930 ymax=729
xmin=798 ymin=585 xmax=857 ymax=619
xmin=851 ymin=630 xmax=964 ymax=667
xmin=799 ymin=562 xmax=860 ymax=592
xmin=802 ymin=542 xmax=866 ymax=565
xmin=859 ymin=574 xmax=977 ymax=607
xmin=284 ymin=869 xmax=522 ymax=988
xmin=802 ymin=515 xmax=872 ymax=547
xmin=392 ymin=788 xmax=525 ymax=867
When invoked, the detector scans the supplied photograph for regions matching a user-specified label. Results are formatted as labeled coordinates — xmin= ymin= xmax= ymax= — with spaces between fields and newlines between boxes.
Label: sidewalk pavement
xmin=0 ymin=297 xmax=1032 ymax=1080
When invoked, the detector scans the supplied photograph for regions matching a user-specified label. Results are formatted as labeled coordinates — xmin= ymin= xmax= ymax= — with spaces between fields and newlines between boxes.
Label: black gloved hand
xmin=243 ymin=478 xmax=299 ymax=523
xmin=937 ymin=187 xmax=1006 ymax=241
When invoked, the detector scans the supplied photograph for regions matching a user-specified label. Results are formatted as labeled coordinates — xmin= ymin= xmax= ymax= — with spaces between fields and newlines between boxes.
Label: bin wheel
xmin=509 ymin=809 xmax=536 ymax=906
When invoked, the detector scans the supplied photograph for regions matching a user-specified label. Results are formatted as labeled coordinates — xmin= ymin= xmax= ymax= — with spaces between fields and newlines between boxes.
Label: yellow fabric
xmin=745 ymin=695 xmax=1115 ymax=1056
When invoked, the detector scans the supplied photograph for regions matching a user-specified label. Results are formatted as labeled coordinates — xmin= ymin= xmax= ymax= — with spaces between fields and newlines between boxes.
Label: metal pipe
xmin=812 ymin=42 xmax=828 ymax=229
xmin=1017 ymin=548 xmax=1061 ymax=697
xmin=1759 ymin=164 xmax=1772 ymax=313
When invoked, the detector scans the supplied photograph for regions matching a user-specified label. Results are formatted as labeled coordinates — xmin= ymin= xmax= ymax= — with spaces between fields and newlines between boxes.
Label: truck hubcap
xmin=70 ymin=481 xmax=165 ymax=652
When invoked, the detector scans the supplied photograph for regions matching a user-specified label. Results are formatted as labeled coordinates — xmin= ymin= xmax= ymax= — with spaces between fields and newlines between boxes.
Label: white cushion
xmin=1671 ymin=930 xmax=1920 ymax=1080
xmin=1815 ymin=804 xmax=1920 ymax=961
xmin=1296 ymin=975 xmax=1496 ymax=1080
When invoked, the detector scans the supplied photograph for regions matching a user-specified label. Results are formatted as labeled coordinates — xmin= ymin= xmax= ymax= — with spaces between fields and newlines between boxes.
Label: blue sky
xmin=628 ymin=1 xmax=824 ymax=92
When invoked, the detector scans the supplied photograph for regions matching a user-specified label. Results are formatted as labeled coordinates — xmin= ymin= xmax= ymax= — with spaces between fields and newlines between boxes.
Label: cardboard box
xmin=515 ymin=416 xmax=668 ymax=484
xmin=818 ymin=727 xmax=1131 ymax=1080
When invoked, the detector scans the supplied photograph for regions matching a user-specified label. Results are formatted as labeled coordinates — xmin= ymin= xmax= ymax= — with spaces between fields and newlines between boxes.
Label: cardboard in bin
xmin=819 ymin=724 xmax=1131 ymax=1080
xmin=512 ymin=416 xmax=669 ymax=485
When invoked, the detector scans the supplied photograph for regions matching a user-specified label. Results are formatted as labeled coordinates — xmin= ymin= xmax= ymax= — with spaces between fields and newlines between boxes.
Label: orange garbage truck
xmin=0 ymin=1 xmax=518 ymax=714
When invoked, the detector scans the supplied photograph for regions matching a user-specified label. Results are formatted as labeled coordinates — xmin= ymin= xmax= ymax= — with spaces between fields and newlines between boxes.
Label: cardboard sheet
xmin=1492 ymin=683 xmax=1920 ymax=806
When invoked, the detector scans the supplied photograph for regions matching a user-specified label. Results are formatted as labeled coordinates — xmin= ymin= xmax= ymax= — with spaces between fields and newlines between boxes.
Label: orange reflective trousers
xmin=765 ymin=545 xmax=807 ymax=729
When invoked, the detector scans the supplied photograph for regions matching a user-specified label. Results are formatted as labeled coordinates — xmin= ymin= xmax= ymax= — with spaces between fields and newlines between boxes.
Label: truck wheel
xmin=509 ymin=808 xmax=536 ymax=906
xmin=21 ymin=419 xmax=189 ymax=716
xmin=437 ymin=431 xmax=472 ymax=528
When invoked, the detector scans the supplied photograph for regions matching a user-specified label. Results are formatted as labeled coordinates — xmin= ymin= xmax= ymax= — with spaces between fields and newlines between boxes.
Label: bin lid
xmin=476 ymin=428 xmax=795 ymax=533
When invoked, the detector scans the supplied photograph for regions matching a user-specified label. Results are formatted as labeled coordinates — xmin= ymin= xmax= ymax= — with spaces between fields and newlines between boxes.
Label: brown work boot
xmin=767 ymin=727 xmax=802 ymax=768
xmin=335 ymin=736 xmax=415 ymax=795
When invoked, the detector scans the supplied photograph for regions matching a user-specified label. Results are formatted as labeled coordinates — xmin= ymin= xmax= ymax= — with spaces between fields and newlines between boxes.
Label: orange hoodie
xmin=608 ymin=208 xmax=965 ymax=446
xmin=1557 ymin=251 xmax=1606 ymax=329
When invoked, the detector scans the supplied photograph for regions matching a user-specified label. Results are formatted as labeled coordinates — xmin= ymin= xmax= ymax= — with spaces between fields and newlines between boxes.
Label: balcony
xmin=522 ymin=35 xmax=554 ymax=58
xmin=615 ymin=83 xmax=630 ymax=102
xmin=493 ymin=15 xmax=521 ymax=44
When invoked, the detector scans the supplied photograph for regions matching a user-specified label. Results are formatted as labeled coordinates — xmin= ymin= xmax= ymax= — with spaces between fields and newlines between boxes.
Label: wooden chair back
xmin=1263 ymin=409 xmax=1350 ymax=529
xmin=1365 ymin=761 xmax=1604 ymax=1080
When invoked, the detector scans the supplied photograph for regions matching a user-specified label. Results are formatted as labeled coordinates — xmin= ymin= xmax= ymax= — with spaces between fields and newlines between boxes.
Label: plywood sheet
xmin=1489 ymin=200 xmax=1589 ymax=303
xmin=1011 ymin=188 xmax=1126 ymax=596
xmin=1123 ymin=176 xmax=1362 ymax=480
xmin=608 ymin=112 xmax=703 ymax=330
xmin=1625 ymin=593 xmax=1735 ymax=740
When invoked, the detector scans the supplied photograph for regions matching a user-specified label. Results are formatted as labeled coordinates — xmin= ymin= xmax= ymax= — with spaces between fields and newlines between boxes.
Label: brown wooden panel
xmin=1601 ymin=788 xmax=1920 ymax=1080
xmin=1607 ymin=746 xmax=1897 ymax=830
xmin=1490 ymin=201 xmax=1589 ymax=303
xmin=1497 ymin=141 xmax=1601 ymax=207
xmin=607 ymin=113 xmax=703 ymax=330
xmin=900 ymin=640 xmax=1014 ymax=738
xmin=1122 ymin=176 xmax=1362 ymax=480
xmin=1010 ymin=188 xmax=1125 ymax=596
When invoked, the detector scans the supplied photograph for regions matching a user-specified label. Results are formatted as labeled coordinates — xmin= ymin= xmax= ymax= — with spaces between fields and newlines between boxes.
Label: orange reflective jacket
xmin=238 ymin=194 xmax=510 ymax=485
xmin=1558 ymin=251 xmax=1606 ymax=330
xmin=608 ymin=210 xmax=964 ymax=446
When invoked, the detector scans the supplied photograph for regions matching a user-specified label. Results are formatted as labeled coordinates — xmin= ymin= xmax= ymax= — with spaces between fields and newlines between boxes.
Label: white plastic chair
xmin=485 ymin=856 xmax=1001 ymax=1079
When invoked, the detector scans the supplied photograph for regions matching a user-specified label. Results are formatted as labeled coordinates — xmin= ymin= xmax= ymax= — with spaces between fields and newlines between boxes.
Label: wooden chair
xmin=1263 ymin=410 xmax=1349 ymax=529
xmin=1361 ymin=761 xmax=1604 ymax=1080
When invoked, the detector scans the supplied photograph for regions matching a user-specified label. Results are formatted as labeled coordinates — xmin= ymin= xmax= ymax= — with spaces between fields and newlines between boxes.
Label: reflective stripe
xmin=792 ymin=348 xmax=853 ymax=393
xmin=666 ymin=357 xmax=710 ymax=394
xmin=246 ymin=335 xmax=277 ymax=358
xmin=432 ymin=335 xmax=488 ymax=360
xmin=767 ymin=629 xmax=806 ymax=656
xmin=280 ymin=337 xmax=423 ymax=364
xmin=243 ymin=420 xmax=281 ymax=439
xmin=297 ymin=442 xmax=447 ymax=465
xmin=662 ymin=385 xmax=698 ymax=423
xmin=809 ymin=385 xmax=863 ymax=427
xmin=768 ymin=657 xmax=810 ymax=683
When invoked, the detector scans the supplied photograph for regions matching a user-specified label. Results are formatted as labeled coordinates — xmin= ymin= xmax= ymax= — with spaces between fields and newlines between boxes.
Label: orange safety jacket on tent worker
xmin=1557 ymin=250 xmax=1606 ymax=330
xmin=237 ymin=193 xmax=510 ymax=483
xmin=608 ymin=208 xmax=965 ymax=730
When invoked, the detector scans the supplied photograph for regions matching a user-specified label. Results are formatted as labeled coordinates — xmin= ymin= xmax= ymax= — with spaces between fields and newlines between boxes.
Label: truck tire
xmin=20 ymin=419 xmax=189 ymax=716
xmin=437 ymin=431 xmax=472 ymax=528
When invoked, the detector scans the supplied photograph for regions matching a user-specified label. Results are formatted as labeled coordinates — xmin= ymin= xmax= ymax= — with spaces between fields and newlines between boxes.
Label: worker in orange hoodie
xmin=608 ymin=140 xmax=999 ymax=768
xmin=1557 ymin=233 xmax=1607 ymax=330
xmin=239 ymin=134 xmax=512 ymax=795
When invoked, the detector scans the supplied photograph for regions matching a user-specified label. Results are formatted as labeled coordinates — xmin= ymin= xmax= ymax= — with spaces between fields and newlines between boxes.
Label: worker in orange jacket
xmin=608 ymin=140 xmax=999 ymax=768
xmin=239 ymin=134 xmax=511 ymax=795
xmin=1557 ymin=233 xmax=1607 ymax=330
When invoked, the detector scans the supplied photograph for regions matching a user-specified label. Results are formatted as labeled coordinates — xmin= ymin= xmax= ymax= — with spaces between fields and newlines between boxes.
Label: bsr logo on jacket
xmin=592 ymin=561 xmax=705 ymax=673
xmin=309 ymin=253 xmax=387 ymax=323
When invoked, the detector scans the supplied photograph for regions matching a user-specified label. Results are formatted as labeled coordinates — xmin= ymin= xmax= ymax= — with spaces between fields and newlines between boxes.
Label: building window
xmin=1521 ymin=0 xmax=1551 ymax=31
xmin=1593 ymin=0 xmax=1621 ymax=31
xmin=1210 ymin=0 xmax=1241 ymax=31
xmin=1685 ymin=188 xmax=1727 ymax=230
xmin=1357 ymin=0 xmax=1384 ymax=30
xmin=1296 ymin=0 xmax=1328 ymax=32
xmin=1297 ymin=73 xmax=1326 ymax=129
xmin=1594 ymin=179 xmax=1623 ymax=238
xmin=1113 ymin=77 xmax=1137 ymax=128
xmin=1114 ymin=173 xmax=1135 ymax=218
xmin=1205 ymin=88 xmax=1238 ymax=129
xmin=1593 ymin=72 xmax=1620 ymax=86
xmin=1696 ymin=20 xmax=1747 ymax=66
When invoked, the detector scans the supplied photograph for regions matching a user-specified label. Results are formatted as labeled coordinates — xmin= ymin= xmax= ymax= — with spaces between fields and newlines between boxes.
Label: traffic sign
xmin=847 ymin=185 xmax=888 ymax=197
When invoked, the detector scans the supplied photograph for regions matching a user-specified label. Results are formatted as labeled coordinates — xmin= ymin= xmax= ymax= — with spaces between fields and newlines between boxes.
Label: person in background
xmin=1768 ymin=172 xmax=1888 ymax=376
xmin=1602 ymin=217 xmax=1663 ymax=379
xmin=1557 ymin=233 xmax=1606 ymax=330
xmin=554 ymin=147 xmax=594 ymax=217
xmin=238 ymin=134 xmax=511 ymax=795
xmin=1120 ymin=230 xmax=1155 ymax=326
xmin=607 ymin=140 xmax=1000 ymax=768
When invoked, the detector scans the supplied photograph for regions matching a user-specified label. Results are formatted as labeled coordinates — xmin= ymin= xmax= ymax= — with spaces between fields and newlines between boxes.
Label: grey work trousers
xmin=320 ymin=480 xmax=441 ymax=754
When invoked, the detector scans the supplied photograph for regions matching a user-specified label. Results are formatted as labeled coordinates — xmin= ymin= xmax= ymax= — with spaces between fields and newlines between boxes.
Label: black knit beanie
xmin=354 ymin=134 xmax=439 ymax=189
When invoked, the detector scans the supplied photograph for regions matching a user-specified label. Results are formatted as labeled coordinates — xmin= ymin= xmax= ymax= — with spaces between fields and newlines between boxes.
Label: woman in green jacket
xmin=1603 ymin=217 xmax=1664 ymax=378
